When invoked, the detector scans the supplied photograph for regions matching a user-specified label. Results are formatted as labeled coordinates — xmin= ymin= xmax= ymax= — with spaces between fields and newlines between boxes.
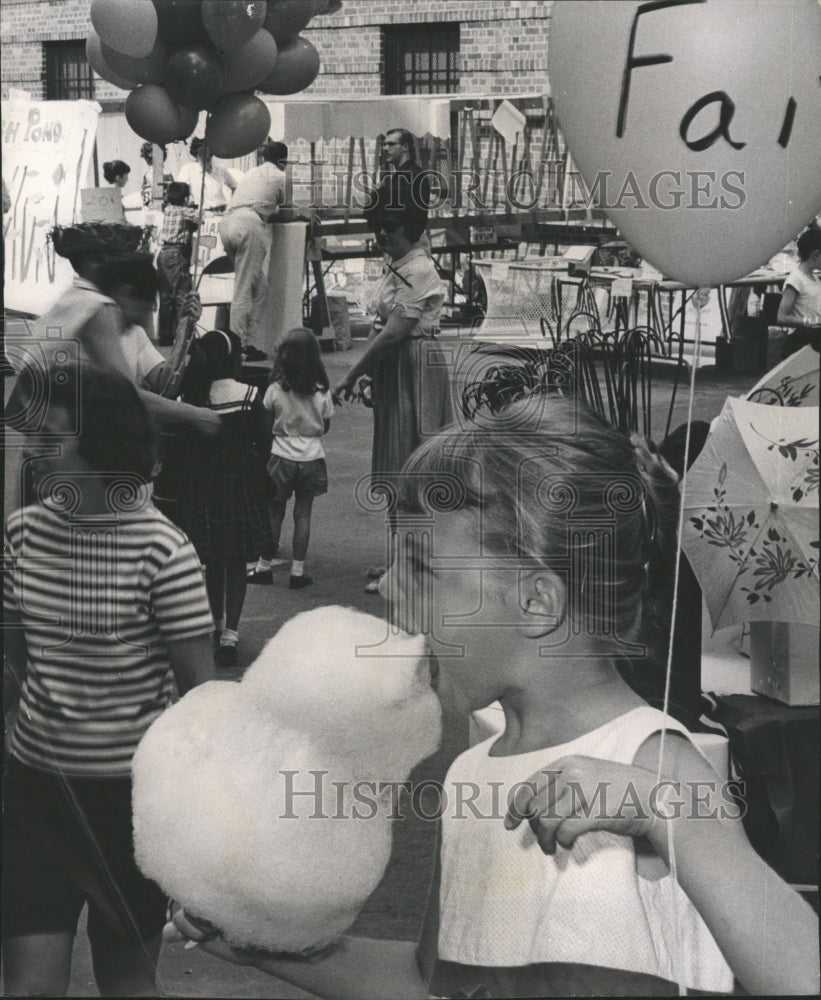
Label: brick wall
xmin=304 ymin=0 xmax=551 ymax=97
xmin=1 ymin=0 xmax=553 ymax=100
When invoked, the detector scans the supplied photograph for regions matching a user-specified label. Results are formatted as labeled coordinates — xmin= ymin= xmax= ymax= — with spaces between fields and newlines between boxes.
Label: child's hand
xmin=504 ymin=753 xmax=662 ymax=853
xmin=332 ymin=375 xmax=357 ymax=405
xmin=165 ymin=905 xmax=257 ymax=967
xmin=180 ymin=293 xmax=202 ymax=323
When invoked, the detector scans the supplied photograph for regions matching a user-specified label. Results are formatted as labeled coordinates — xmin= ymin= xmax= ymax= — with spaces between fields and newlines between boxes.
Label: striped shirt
xmin=4 ymin=501 xmax=213 ymax=778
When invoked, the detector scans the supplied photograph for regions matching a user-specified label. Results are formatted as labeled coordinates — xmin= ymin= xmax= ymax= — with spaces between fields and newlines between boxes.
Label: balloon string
xmin=658 ymin=299 xmax=703 ymax=998
xmin=191 ymin=130 xmax=208 ymax=288
xmin=656 ymin=302 xmax=702 ymax=784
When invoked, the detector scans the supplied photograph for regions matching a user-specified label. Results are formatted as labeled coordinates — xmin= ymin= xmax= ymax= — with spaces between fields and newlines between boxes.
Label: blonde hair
xmin=397 ymin=397 xmax=679 ymax=649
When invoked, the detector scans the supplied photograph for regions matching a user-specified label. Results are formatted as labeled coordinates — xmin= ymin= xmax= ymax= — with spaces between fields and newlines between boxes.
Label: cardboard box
xmin=750 ymin=622 xmax=820 ymax=706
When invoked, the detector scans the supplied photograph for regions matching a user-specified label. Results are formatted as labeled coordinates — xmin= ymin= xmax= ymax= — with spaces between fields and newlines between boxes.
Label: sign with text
xmin=81 ymin=187 xmax=124 ymax=223
xmin=2 ymin=98 xmax=100 ymax=314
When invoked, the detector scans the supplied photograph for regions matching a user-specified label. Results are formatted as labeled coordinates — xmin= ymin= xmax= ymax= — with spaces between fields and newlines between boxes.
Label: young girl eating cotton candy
xmin=172 ymin=395 xmax=819 ymax=997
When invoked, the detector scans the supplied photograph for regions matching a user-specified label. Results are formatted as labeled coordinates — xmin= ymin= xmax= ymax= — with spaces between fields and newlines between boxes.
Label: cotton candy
xmin=132 ymin=605 xmax=442 ymax=952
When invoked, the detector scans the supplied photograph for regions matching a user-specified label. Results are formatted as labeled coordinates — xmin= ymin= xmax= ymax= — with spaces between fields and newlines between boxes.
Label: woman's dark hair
xmin=796 ymin=228 xmax=821 ymax=261
xmin=103 ymin=160 xmax=130 ymax=184
xmin=182 ymin=329 xmax=242 ymax=406
xmin=189 ymin=137 xmax=208 ymax=161
xmin=18 ymin=360 xmax=158 ymax=481
xmin=140 ymin=141 xmax=166 ymax=164
xmin=270 ymin=328 xmax=329 ymax=396
xmin=377 ymin=205 xmax=427 ymax=244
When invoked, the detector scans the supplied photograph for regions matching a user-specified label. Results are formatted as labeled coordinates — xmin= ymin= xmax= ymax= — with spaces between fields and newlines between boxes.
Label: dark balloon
xmin=100 ymin=34 xmax=167 ymax=84
xmin=205 ymin=92 xmax=271 ymax=158
xmin=257 ymin=35 xmax=319 ymax=95
xmin=87 ymin=31 xmax=139 ymax=89
xmin=222 ymin=29 xmax=278 ymax=93
xmin=153 ymin=0 xmax=207 ymax=45
xmin=202 ymin=0 xmax=267 ymax=51
xmin=91 ymin=0 xmax=158 ymax=58
xmin=262 ymin=0 xmax=316 ymax=43
xmin=164 ymin=42 xmax=225 ymax=110
xmin=125 ymin=84 xmax=198 ymax=144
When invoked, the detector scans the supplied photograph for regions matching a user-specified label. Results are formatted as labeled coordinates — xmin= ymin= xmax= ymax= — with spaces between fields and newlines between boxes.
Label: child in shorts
xmin=248 ymin=328 xmax=333 ymax=589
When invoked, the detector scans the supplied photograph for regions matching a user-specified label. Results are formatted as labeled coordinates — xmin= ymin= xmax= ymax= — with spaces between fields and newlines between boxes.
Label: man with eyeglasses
xmin=365 ymin=129 xmax=431 ymax=250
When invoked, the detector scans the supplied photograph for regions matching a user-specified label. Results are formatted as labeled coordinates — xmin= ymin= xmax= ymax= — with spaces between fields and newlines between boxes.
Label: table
xmin=661 ymin=267 xmax=789 ymax=344
xmin=321 ymin=236 xmax=522 ymax=314
xmin=474 ymin=260 xmax=790 ymax=352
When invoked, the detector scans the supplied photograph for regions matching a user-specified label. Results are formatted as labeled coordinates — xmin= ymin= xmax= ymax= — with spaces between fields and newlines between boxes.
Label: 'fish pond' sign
xmin=2 ymin=98 xmax=100 ymax=314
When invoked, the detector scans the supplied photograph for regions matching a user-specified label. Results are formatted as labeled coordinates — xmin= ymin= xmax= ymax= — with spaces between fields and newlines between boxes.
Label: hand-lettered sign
xmin=2 ymin=98 xmax=101 ymax=314
xmin=81 ymin=186 xmax=125 ymax=223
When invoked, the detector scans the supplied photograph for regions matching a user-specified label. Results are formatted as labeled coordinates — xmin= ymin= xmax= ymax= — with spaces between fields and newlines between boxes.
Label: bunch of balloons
xmin=87 ymin=0 xmax=332 ymax=157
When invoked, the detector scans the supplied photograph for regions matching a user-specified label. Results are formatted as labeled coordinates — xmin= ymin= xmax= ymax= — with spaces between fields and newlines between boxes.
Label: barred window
xmin=383 ymin=23 xmax=459 ymax=95
xmin=45 ymin=41 xmax=95 ymax=100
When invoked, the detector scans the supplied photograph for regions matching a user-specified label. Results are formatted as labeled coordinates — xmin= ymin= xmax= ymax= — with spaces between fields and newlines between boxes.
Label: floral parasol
xmin=681 ymin=397 xmax=819 ymax=631
xmin=746 ymin=345 xmax=819 ymax=407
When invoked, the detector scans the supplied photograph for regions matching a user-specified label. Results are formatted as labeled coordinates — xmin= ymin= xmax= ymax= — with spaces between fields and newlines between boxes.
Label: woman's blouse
xmin=371 ymin=246 xmax=444 ymax=337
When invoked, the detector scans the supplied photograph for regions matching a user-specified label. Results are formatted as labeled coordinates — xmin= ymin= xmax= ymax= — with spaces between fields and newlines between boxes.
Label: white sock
xmin=214 ymin=616 xmax=226 ymax=632
xmin=291 ymin=560 xmax=305 ymax=577
xmin=255 ymin=558 xmax=273 ymax=571
xmin=220 ymin=628 xmax=238 ymax=647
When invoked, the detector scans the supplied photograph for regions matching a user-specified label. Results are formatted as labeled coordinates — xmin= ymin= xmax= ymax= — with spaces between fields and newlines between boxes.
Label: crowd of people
xmin=2 ymin=125 xmax=819 ymax=999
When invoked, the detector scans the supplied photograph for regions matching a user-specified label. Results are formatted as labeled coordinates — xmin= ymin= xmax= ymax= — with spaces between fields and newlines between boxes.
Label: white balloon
xmin=549 ymin=0 xmax=821 ymax=286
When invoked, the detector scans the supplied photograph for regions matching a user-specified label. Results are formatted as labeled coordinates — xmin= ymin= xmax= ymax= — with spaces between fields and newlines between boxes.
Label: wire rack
xmin=470 ymin=259 xmax=610 ymax=344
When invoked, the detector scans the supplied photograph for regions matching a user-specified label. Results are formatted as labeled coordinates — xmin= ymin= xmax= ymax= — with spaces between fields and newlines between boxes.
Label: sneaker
xmin=243 ymin=345 xmax=268 ymax=362
xmin=289 ymin=573 xmax=313 ymax=590
xmin=246 ymin=568 xmax=273 ymax=585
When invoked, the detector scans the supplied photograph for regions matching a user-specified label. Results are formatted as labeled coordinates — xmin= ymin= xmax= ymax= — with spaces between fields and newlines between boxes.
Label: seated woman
xmin=777 ymin=228 xmax=821 ymax=357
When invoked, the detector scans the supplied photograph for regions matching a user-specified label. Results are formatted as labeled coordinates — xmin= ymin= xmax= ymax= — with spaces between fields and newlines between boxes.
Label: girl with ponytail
xmin=175 ymin=330 xmax=271 ymax=666
xmin=172 ymin=393 xmax=818 ymax=997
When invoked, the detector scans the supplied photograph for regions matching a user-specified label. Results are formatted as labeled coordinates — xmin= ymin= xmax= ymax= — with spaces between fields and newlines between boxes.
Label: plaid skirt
xmin=371 ymin=335 xmax=453 ymax=476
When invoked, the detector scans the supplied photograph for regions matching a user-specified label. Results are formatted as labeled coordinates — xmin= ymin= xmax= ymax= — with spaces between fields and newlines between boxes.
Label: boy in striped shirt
xmin=3 ymin=361 xmax=215 ymax=996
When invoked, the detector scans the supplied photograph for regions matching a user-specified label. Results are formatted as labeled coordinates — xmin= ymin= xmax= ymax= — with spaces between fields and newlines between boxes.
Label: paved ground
xmin=2 ymin=325 xmax=757 ymax=997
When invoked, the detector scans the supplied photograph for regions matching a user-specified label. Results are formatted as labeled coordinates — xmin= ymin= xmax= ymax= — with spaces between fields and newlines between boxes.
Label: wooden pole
xmin=344 ymin=136 xmax=355 ymax=221
xmin=152 ymin=143 xmax=164 ymax=208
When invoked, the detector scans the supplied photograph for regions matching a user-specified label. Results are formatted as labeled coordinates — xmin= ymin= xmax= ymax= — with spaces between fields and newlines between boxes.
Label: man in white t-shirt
xmin=777 ymin=228 xmax=821 ymax=357
xmin=178 ymin=137 xmax=237 ymax=212
xmin=220 ymin=141 xmax=288 ymax=360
